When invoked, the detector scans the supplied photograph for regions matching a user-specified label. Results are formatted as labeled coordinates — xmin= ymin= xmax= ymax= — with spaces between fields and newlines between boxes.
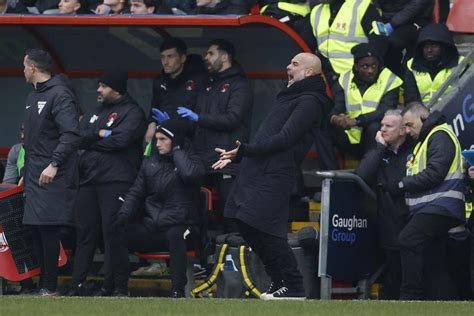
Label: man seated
xmin=404 ymin=23 xmax=464 ymax=106
xmin=329 ymin=43 xmax=402 ymax=158
xmin=113 ymin=119 xmax=205 ymax=298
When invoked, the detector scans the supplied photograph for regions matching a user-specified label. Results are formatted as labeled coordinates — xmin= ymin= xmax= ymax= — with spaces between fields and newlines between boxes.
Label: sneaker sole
xmin=265 ymin=296 xmax=306 ymax=301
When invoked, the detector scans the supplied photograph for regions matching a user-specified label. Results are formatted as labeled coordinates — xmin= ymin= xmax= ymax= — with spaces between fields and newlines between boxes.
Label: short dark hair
xmin=401 ymin=102 xmax=429 ymax=118
xmin=209 ymin=39 xmax=236 ymax=62
xmin=160 ymin=37 xmax=187 ymax=55
xmin=25 ymin=49 xmax=53 ymax=74
xmin=144 ymin=0 xmax=159 ymax=10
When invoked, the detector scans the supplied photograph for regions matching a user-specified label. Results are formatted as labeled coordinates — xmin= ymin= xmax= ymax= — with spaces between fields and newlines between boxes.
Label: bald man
xmin=213 ymin=53 xmax=332 ymax=300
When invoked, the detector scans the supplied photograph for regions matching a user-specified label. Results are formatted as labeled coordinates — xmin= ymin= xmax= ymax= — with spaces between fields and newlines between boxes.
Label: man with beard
xmin=177 ymin=39 xmax=253 ymax=231
xmin=22 ymin=49 xmax=80 ymax=296
xmin=329 ymin=43 xmax=402 ymax=158
xmin=404 ymin=23 xmax=465 ymax=106
xmin=67 ymin=69 xmax=146 ymax=296
xmin=213 ymin=53 xmax=331 ymax=300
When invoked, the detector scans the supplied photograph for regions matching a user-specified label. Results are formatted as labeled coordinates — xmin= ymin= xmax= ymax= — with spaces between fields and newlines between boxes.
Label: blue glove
xmin=103 ymin=130 xmax=112 ymax=138
xmin=151 ymin=108 xmax=170 ymax=124
xmin=384 ymin=23 xmax=394 ymax=36
xmin=177 ymin=107 xmax=199 ymax=122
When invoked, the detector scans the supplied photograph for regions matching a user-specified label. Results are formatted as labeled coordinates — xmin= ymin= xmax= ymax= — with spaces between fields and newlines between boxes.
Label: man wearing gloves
xmin=22 ymin=49 xmax=80 ymax=296
xmin=67 ymin=69 xmax=146 ymax=297
xmin=113 ymin=119 xmax=205 ymax=298
xmin=213 ymin=53 xmax=332 ymax=300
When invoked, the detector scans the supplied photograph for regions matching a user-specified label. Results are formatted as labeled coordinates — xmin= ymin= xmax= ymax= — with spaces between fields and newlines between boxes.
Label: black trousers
xmin=385 ymin=24 xmax=420 ymax=77
xmin=71 ymin=182 xmax=130 ymax=292
xmin=380 ymin=249 xmax=402 ymax=300
xmin=31 ymin=225 xmax=61 ymax=292
xmin=205 ymin=173 xmax=238 ymax=233
xmin=398 ymin=212 xmax=462 ymax=300
xmin=330 ymin=121 xmax=380 ymax=159
xmin=123 ymin=224 xmax=188 ymax=291
xmin=237 ymin=220 xmax=303 ymax=290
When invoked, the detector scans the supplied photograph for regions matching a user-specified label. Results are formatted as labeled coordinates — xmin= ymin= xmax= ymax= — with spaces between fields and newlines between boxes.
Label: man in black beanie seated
xmin=113 ymin=119 xmax=205 ymax=298
xmin=329 ymin=43 xmax=403 ymax=158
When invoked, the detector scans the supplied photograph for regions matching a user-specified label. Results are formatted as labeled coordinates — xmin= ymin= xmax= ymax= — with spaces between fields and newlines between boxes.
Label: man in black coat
xmin=213 ymin=53 xmax=332 ymax=299
xmin=68 ymin=69 xmax=146 ymax=297
xmin=145 ymin=37 xmax=206 ymax=144
xmin=114 ymin=119 xmax=205 ymax=298
xmin=178 ymin=39 xmax=253 ymax=231
xmin=355 ymin=109 xmax=413 ymax=299
xmin=22 ymin=49 xmax=80 ymax=296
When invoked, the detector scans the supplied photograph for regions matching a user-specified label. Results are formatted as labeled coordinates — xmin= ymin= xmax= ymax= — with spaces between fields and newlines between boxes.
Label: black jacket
xmin=356 ymin=140 xmax=414 ymax=249
xmin=225 ymin=75 xmax=331 ymax=237
xmin=193 ymin=64 xmax=253 ymax=175
xmin=79 ymin=94 xmax=146 ymax=185
xmin=403 ymin=23 xmax=460 ymax=104
xmin=23 ymin=74 xmax=80 ymax=225
xmin=118 ymin=144 xmax=205 ymax=231
xmin=148 ymin=68 xmax=207 ymax=122
xmin=194 ymin=0 xmax=252 ymax=14
xmin=375 ymin=0 xmax=434 ymax=27
xmin=331 ymin=67 xmax=399 ymax=127
xmin=20 ymin=0 xmax=58 ymax=12
xmin=400 ymin=111 xmax=457 ymax=218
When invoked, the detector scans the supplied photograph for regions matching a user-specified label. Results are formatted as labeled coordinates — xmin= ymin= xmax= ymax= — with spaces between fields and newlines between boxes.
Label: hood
xmin=36 ymin=73 xmax=75 ymax=93
xmin=413 ymin=24 xmax=459 ymax=70
xmin=210 ymin=63 xmax=247 ymax=82
xmin=418 ymin=110 xmax=447 ymax=142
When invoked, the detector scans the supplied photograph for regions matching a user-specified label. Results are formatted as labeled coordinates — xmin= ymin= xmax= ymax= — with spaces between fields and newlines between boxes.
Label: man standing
xmin=22 ymin=49 xmax=80 ymax=296
xmin=178 ymin=39 xmax=253 ymax=229
xmin=386 ymin=104 xmax=465 ymax=300
xmin=404 ymin=23 xmax=464 ymax=106
xmin=68 ymin=69 xmax=146 ymax=296
xmin=355 ymin=109 xmax=413 ymax=299
xmin=145 ymin=37 xmax=206 ymax=143
xmin=213 ymin=53 xmax=331 ymax=299
xmin=329 ymin=43 xmax=402 ymax=157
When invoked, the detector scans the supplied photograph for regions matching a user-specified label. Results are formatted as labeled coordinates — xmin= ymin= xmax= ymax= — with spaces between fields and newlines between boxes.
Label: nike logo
xmin=26 ymin=106 xmax=31 ymax=109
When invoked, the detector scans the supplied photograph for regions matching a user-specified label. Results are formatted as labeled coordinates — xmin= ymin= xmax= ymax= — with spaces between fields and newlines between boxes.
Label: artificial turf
xmin=1 ymin=297 xmax=473 ymax=316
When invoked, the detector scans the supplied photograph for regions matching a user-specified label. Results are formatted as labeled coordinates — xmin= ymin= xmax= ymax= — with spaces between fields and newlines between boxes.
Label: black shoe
xmin=171 ymin=289 xmax=185 ymax=298
xmin=92 ymin=287 xmax=113 ymax=297
xmin=65 ymin=283 xmax=86 ymax=297
xmin=260 ymin=281 xmax=283 ymax=300
xmin=265 ymin=286 xmax=306 ymax=300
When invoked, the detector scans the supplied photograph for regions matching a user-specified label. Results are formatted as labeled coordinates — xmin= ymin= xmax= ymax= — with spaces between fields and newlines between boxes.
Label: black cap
xmin=99 ymin=69 xmax=128 ymax=94
xmin=351 ymin=43 xmax=382 ymax=62
xmin=156 ymin=119 xmax=190 ymax=140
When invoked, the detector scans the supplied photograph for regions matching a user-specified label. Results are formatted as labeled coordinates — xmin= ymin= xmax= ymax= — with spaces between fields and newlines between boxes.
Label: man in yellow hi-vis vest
xmin=383 ymin=104 xmax=465 ymax=300
xmin=404 ymin=23 xmax=464 ymax=106
xmin=304 ymin=0 xmax=386 ymax=86
xmin=329 ymin=43 xmax=402 ymax=158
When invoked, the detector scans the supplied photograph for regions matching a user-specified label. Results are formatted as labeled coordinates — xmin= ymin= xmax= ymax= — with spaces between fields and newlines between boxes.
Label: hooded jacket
xmin=118 ymin=142 xmax=205 ymax=230
xmin=375 ymin=0 xmax=434 ymax=27
xmin=404 ymin=23 xmax=461 ymax=104
xmin=193 ymin=63 xmax=253 ymax=175
xmin=225 ymin=75 xmax=331 ymax=237
xmin=23 ymin=74 xmax=80 ymax=225
xmin=79 ymin=94 xmax=146 ymax=185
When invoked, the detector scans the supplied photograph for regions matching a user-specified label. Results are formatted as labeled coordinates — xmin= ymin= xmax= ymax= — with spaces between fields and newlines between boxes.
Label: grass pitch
xmin=1 ymin=297 xmax=473 ymax=316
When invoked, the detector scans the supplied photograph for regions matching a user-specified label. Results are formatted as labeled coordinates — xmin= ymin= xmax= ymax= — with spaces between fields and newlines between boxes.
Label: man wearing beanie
xmin=329 ymin=42 xmax=402 ymax=158
xmin=67 ymin=69 xmax=146 ymax=297
xmin=113 ymin=119 xmax=205 ymax=298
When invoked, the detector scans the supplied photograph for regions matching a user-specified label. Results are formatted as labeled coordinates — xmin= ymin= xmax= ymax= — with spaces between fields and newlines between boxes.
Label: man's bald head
xmin=286 ymin=53 xmax=322 ymax=87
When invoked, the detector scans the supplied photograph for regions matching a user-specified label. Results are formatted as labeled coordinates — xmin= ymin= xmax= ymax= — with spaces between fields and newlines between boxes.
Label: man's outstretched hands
xmin=212 ymin=141 xmax=241 ymax=170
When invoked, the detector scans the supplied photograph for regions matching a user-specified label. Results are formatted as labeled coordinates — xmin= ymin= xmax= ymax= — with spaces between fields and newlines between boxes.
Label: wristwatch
xmin=50 ymin=161 xmax=59 ymax=168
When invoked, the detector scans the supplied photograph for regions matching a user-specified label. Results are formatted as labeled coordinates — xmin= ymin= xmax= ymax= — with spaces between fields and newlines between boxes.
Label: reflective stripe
xmin=350 ymin=0 xmax=363 ymax=37
xmin=327 ymin=52 xmax=357 ymax=59
xmin=342 ymin=71 xmax=352 ymax=113
xmin=446 ymin=171 xmax=465 ymax=180
xmin=326 ymin=34 xmax=368 ymax=43
xmin=313 ymin=5 xmax=324 ymax=47
xmin=406 ymin=190 xmax=465 ymax=206
xmin=361 ymin=100 xmax=378 ymax=108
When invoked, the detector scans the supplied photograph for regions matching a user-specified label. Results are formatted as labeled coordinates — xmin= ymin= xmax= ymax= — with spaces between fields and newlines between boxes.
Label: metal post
xmin=319 ymin=179 xmax=332 ymax=300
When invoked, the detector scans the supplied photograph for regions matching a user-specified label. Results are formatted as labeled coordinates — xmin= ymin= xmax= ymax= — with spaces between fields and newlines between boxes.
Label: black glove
xmin=383 ymin=181 xmax=404 ymax=197
xmin=112 ymin=213 xmax=128 ymax=231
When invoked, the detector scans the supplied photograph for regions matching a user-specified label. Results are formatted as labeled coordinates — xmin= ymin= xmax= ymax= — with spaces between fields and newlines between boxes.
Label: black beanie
xmin=351 ymin=43 xmax=383 ymax=63
xmin=156 ymin=119 xmax=190 ymax=141
xmin=99 ymin=69 xmax=128 ymax=94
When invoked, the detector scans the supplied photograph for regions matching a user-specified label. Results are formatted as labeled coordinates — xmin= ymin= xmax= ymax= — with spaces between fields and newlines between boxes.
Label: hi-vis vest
xmin=405 ymin=123 xmax=465 ymax=220
xmin=17 ymin=146 xmax=25 ymax=176
xmin=407 ymin=56 xmax=464 ymax=104
xmin=310 ymin=0 xmax=371 ymax=75
xmin=260 ymin=2 xmax=310 ymax=17
xmin=339 ymin=68 xmax=402 ymax=144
